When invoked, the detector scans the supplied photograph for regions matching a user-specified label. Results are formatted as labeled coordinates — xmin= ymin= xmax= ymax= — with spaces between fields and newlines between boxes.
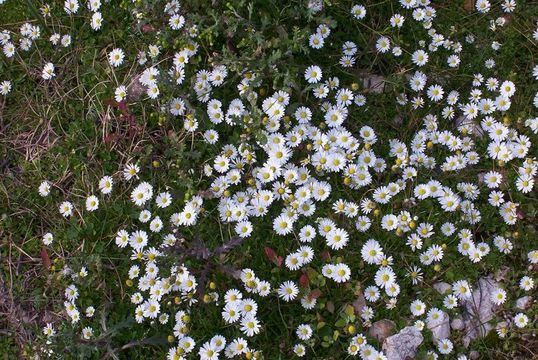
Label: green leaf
xmin=335 ymin=318 xmax=347 ymax=328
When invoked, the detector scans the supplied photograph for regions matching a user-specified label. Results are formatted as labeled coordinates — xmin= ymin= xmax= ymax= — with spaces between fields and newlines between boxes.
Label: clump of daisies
xmin=20 ymin=0 xmax=538 ymax=358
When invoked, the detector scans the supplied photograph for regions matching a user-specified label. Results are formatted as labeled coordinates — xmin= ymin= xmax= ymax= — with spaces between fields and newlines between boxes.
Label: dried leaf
xmin=352 ymin=291 xmax=366 ymax=314
xmin=103 ymin=134 xmax=119 ymax=144
xmin=126 ymin=73 xmax=146 ymax=102
xmin=264 ymin=247 xmax=277 ymax=261
xmin=197 ymin=190 xmax=215 ymax=199
xmin=464 ymin=0 xmax=475 ymax=12
xmin=320 ymin=250 xmax=331 ymax=261
xmin=117 ymin=101 xmax=128 ymax=114
xmin=141 ymin=24 xmax=156 ymax=33
xmin=299 ymin=273 xmax=309 ymax=288
xmin=310 ymin=288 xmax=322 ymax=300
xmin=104 ymin=99 xmax=121 ymax=109
xmin=264 ymin=247 xmax=283 ymax=267
xmin=356 ymin=70 xmax=386 ymax=94
xmin=40 ymin=247 xmax=51 ymax=269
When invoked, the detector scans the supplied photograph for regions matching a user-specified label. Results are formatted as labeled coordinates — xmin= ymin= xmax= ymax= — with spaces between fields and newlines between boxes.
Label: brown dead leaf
xmin=309 ymin=288 xmax=322 ymax=300
xmin=40 ymin=247 xmax=51 ymax=270
xmin=353 ymin=290 xmax=366 ymax=314
xmin=299 ymin=273 xmax=309 ymax=288
xmin=464 ymin=0 xmax=475 ymax=13
xmin=141 ymin=24 xmax=156 ymax=33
